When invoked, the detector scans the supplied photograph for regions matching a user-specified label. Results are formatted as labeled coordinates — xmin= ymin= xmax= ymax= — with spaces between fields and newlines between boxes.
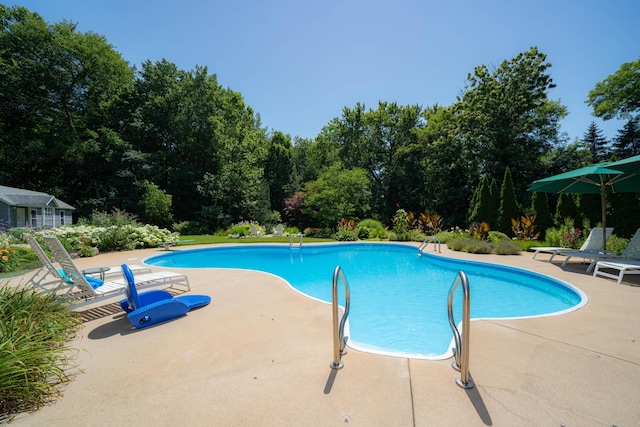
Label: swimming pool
xmin=145 ymin=243 xmax=587 ymax=359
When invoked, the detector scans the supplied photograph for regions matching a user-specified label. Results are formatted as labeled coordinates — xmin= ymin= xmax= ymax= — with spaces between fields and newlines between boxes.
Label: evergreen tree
xmin=467 ymin=176 xmax=492 ymax=225
xmin=531 ymin=192 xmax=554 ymax=236
xmin=582 ymin=121 xmax=610 ymax=163
xmin=488 ymin=178 xmax=500 ymax=227
xmin=577 ymin=194 xmax=600 ymax=227
xmin=609 ymin=193 xmax=640 ymax=238
xmin=613 ymin=117 xmax=640 ymax=158
xmin=554 ymin=193 xmax=579 ymax=226
xmin=497 ymin=167 xmax=521 ymax=235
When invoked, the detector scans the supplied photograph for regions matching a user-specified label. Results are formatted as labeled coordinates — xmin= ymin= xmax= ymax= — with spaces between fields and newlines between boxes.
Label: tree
xmin=302 ymin=164 xmax=371 ymax=227
xmin=264 ymin=131 xmax=293 ymax=214
xmin=139 ymin=181 xmax=173 ymax=228
xmin=467 ymin=176 xmax=493 ymax=226
xmin=417 ymin=105 xmax=475 ymax=227
xmin=554 ymin=193 xmax=579 ymax=227
xmin=497 ymin=167 xmax=521 ymax=235
xmin=609 ymin=193 xmax=640 ymax=238
xmin=456 ymin=47 xmax=567 ymax=205
xmin=613 ymin=117 xmax=640 ymax=158
xmin=582 ymin=121 xmax=609 ymax=163
xmin=0 ymin=5 xmax=133 ymax=217
xmin=587 ymin=56 xmax=640 ymax=121
xmin=530 ymin=192 xmax=554 ymax=236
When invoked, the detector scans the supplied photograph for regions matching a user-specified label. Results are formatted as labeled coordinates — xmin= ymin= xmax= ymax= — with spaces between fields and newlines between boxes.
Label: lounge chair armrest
xmin=119 ymin=289 xmax=174 ymax=313
xmin=127 ymin=299 xmax=189 ymax=329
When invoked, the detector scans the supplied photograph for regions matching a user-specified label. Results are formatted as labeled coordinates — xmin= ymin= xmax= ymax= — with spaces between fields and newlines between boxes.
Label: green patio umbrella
xmin=527 ymin=162 xmax=638 ymax=250
xmin=605 ymin=154 xmax=640 ymax=187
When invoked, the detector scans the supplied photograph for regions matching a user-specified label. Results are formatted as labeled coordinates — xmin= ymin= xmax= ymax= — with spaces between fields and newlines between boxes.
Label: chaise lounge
xmin=592 ymin=229 xmax=640 ymax=283
xmin=530 ymin=227 xmax=613 ymax=262
xmin=42 ymin=236 xmax=190 ymax=307
xmin=119 ymin=264 xmax=210 ymax=329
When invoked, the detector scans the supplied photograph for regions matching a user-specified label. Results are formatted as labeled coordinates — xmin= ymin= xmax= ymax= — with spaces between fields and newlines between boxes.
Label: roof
xmin=0 ymin=185 xmax=75 ymax=210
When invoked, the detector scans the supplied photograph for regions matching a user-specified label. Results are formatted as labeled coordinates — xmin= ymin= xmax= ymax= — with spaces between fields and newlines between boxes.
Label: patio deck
xmin=6 ymin=243 xmax=640 ymax=426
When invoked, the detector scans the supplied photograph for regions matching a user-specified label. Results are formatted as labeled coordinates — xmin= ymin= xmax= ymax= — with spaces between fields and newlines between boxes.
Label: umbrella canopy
xmin=528 ymin=156 xmax=640 ymax=250
xmin=527 ymin=164 xmax=625 ymax=194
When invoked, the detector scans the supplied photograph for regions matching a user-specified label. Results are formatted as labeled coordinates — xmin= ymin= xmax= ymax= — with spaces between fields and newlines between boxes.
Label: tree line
xmin=1 ymin=6 xmax=639 ymax=236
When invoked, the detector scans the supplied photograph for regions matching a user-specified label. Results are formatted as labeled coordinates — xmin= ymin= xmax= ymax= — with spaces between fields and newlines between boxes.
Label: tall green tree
xmin=334 ymin=102 xmax=423 ymax=222
xmin=582 ymin=121 xmax=609 ymax=163
xmin=587 ymin=56 xmax=640 ymax=121
xmin=555 ymin=193 xmax=579 ymax=226
xmin=530 ymin=192 xmax=554 ymax=235
xmin=613 ymin=118 xmax=640 ymax=158
xmin=417 ymin=105 xmax=474 ymax=227
xmin=0 ymin=5 xmax=133 ymax=216
xmin=467 ymin=176 xmax=493 ymax=226
xmin=138 ymin=181 xmax=173 ymax=228
xmin=456 ymin=47 xmax=567 ymax=204
xmin=302 ymin=164 xmax=371 ymax=227
xmin=264 ymin=131 xmax=293 ymax=214
xmin=497 ymin=167 xmax=521 ymax=235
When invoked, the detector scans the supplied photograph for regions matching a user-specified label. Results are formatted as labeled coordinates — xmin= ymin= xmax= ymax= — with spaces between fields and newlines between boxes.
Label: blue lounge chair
xmin=119 ymin=264 xmax=210 ymax=329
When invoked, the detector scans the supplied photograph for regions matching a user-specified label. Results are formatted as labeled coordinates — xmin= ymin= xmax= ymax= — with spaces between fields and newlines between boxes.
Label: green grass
xmin=0 ymin=285 xmax=82 ymax=422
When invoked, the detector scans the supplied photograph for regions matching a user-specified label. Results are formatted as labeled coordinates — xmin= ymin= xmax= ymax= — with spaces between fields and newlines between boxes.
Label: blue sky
xmin=9 ymin=0 xmax=640 ymax=142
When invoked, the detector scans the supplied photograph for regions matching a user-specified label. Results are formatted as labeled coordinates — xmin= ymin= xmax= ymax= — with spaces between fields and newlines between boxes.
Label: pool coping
xmin=5 ymin=242 xmax=640 ymax=426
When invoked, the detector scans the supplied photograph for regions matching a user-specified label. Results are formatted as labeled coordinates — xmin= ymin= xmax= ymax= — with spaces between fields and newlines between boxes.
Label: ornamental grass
xmin=0 ymin=285 xmax=82 ymax=423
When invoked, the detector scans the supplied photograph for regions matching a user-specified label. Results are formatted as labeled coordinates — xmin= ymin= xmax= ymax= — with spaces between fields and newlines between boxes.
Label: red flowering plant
xmin=560 ymin=227 xmax=582 ymax=249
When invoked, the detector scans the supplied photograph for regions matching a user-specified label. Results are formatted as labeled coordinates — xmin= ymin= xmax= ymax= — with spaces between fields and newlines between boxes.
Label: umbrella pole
xmin=601 ymin=187 xmax=607 ymax=251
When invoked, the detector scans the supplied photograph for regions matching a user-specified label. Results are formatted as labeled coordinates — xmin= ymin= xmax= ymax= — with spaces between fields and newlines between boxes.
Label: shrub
xmin=469 ymin=221 xmax=490 ymax=240
xmin=285 ymin=226 xmax=300 ymax=235
xmin=487 ymin=231 xmax=510 ymax=244
xmin=417 ymin=212 xmax=443 ymax=235
xmin=0 ymin=285 xmax=82 ymax=422
xmin=173 ymin=221 xmax=211 ymax=235
xmin=511 ymin=215 xmax=541 ymax=241
xmin=448 ymin=237 xmax=494 ymax=254
xmin=606 ymin=235 xmax=630 ymax=256
xmin=40 ymin=224 xmax=175 ymax=255
xmin=493 ymin=239 xmax=522 ymax=255
xmin=357 ymin=219 xmax=386 ymax=240
xmin=392 ymin=209 xmax=410 ymax=234
xmin=544 ymin=227 xmax=563 ymax=247
xmin=334 ymin=218 xmax=358 ymax=241
xmin=446 ymin=236 xmax=520 ymax=255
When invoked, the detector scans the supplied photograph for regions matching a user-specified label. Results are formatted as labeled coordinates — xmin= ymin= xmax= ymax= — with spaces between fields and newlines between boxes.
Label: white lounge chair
xmin=561 ymin=228 xmax=640 ymax=272
xmin=23 ymin=233 xmax=68 ymax=294
xmin=273 ymin=224 xmax=284 ymax=236
xmin=593 ymin=260 xmax=640 ymax=284
xmin=43 ymin=236 xmax=190 ymax=307
xmin=530 ymin=227 xmax=613 ymax=261
xmin=593 ymin=229 xmax=640 ymax=283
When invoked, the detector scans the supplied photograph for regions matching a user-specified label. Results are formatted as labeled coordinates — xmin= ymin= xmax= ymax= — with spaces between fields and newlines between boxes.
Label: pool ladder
xmin=289 ymin=233 xmax=303 ymax=249
xmin=448 ymin=271 xmax=474 ymax=389
xmin=418 ymin=236 xmax=441 ymax=254
xmin=330 ymin=266 xmax=350 ymax=370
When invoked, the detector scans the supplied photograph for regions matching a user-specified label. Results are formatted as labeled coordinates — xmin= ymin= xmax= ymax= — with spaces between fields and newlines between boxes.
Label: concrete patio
xmin=6 ymin=243 xmax=640 ymax=426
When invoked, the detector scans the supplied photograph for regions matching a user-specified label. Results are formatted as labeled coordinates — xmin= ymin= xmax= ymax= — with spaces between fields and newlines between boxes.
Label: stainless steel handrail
xmin=330 ymin=266 xmax=350 ymax=370
xmin=289 ymin=233 xmax=303 ymax=248
xmin=447 ymin=271 xmax=473 ymax=389
xmin=418 ymin=237 xmax=441 ymax=253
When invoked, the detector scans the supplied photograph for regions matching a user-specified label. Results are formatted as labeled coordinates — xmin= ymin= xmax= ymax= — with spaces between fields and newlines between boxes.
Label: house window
xmin=44 ymin=207 xmax=53 ymax=228
xmin=60 ymin=211 xmax=65 ymax=226
xmin=30 ymin=209 xmax=38 ymax=228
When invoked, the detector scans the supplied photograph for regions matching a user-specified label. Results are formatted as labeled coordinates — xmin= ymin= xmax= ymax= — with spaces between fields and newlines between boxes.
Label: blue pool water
xmin=145 ymin=243 xmax=586 ymax=359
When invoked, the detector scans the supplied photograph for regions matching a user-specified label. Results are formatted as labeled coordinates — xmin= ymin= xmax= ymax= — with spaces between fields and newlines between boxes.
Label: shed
xmin=0 ymin=185 xmax=75 ymax=229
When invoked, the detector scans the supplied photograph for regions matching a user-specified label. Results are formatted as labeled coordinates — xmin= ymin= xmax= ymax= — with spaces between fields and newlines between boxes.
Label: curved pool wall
xmin=145 ymin=243 xmax=587 ymax=360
